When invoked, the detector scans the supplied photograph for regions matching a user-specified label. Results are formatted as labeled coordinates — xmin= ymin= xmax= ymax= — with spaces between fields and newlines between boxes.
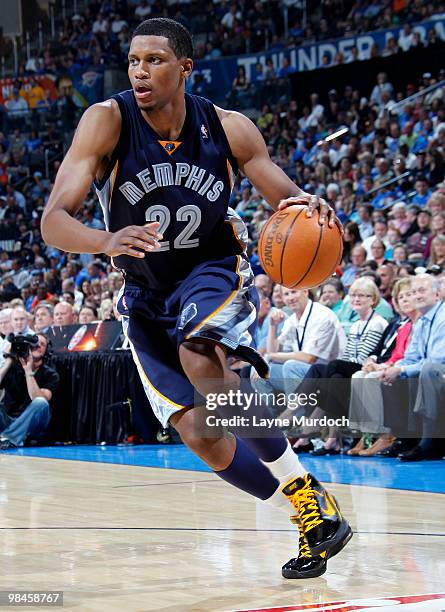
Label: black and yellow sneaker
xmin=282 ymin=473 xmax=353 ymax=557
xmin=282 ymin=517 xmax=327 ymax=579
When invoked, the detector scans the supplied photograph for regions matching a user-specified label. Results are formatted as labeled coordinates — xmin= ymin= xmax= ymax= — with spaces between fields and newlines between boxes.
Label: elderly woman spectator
xmin=347 ymin=278 xmax=419 ymax=456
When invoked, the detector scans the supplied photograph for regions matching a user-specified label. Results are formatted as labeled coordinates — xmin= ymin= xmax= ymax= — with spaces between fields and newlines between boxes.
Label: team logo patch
xmin=158 ymin=140 xmax=182 ymax=155
xmin=201 ymin=124 xmax=209 ymax=139
xmin=179 ymin=303 xmax=198 ymax=329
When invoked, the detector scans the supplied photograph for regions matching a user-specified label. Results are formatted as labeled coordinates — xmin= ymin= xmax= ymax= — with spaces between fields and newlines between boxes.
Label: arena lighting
xmin=317 ymin=126 xmax=349 ymax=146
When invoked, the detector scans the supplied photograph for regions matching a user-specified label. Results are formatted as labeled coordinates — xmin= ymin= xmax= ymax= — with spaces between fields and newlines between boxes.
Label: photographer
xmin=0 ymin=333 xmax=59 ymax=450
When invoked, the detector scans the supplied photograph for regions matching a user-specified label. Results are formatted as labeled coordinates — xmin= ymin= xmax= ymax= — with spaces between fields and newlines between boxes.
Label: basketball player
xmin=41 ymin=19 xmax=352 ymax=578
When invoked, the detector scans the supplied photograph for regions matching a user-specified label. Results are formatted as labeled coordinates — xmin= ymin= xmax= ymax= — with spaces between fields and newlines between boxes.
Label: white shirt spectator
xmin=277 ymin=300 xmax=346 ymax=361
xmin=135 ymin=1 xmax=151 ymax=19
xmin=112 ymin=18 xmax=129 ymax=34
xmin=221 ymin=8 xmax=242 ymax=29
xmin=362 ymin=233 xmax=390 ymax=258
xmin=10 ymin=269 xmax=30 ymax=290
xmin=92 ymin=16 xmax=109 ymax=34
xmin=306 ymin=104 xmax=324 ymax=127
xmin=5 ymin=95 xmax=28 ymax=117
xmin=398 ymin=29 xmax=415 ymax=52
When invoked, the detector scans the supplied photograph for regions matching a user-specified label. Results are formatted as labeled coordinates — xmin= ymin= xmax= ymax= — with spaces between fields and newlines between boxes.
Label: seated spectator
xmin=98 ymin=298 xmax=114 ymax=320
xmin=255 ymin=287 xmax=345 ymax=399
xmin=423 ymin=212 xmax=445 ymax=259
xmin=392 ymin=243 xmax=410 ymax=266
xmin=389 ymin=202 xmax=411 ymax=236
xmin=369 ymin=239 xmax=387 ymax=266
xmin=0 ymin=308 xmax=13 ymax=367
xmin=254 ymin=273 xmax=273 ymax=298
xmin=356 ymin=204 xmax=374 ymax=240
xmin=318 ymin=279 xmax=344 ymax=315
xmin=412 ymin=178 xmax=433 ymax=207
xmin=377 ymin=264 xmax=396 ymax=305
xmin=78 ymin=305 xmax=97 ymax=324
xmin=53 ymin=301 xmax=75 ymax=327
xmin=341 ymin=245 xmax=367 ymax=290
xmin=384 ymin=227 xmax=402 ymax=260
xmin=348 ymin=278 xmax=418 ymax=456
xmin=362 ymin=219 xmax=389 ymax=258
xmin=5 ymin=90 xmax=28 ymax=129
xmin=406 ymin=209 xmax=432 ymax=260
xmin=427 ymin=234 xmax=445 ymax=269
xmin=378 ymin=274 xmax=445 ymax=461
xmin=11 ymin=306 xmax=33 ymax=334
xmin=33 ymin=303 xmax=54 ymax=332
xmin=342 ymin=222 xmax=361 ymax=264
xmin=295 ymin=278 xmax=388 ymax=454
xmin=0 ymin=333 xmax=59 ymax=449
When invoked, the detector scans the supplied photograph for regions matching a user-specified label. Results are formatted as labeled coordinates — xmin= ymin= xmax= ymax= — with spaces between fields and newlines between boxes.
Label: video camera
xmin=6 ymin=333 xmax=39 ymax=359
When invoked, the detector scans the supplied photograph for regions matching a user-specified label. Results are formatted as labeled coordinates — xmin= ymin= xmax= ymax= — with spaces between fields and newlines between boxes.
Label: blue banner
xmin=193 ymin=17 xmax=445 ymax=100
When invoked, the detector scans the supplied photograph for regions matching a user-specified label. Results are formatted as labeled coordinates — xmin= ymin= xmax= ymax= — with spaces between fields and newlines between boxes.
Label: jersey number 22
xmin=145 ymin=204 xmax=201 ymax=251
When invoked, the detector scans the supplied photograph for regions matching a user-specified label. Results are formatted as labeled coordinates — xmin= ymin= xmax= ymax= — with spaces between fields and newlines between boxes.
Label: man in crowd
xmin=53 ymin=301 xmax=76 ymax=327
xmin=11 ymin=306 xmax=33 ymax=335
xmin=255 ymin=287 xmax=345 ymax=399
xmin=34 ymin=303 xmax=54 ymax=332
xmin=0 ymin=308 xmax=13 ymax=368
xmin=0 ymin=333 xmax=59 ymax=449
xmin=379 ymin=274 xmax=445 ymax=461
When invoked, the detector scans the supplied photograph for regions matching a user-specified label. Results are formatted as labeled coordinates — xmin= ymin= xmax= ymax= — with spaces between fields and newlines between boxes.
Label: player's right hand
xmin=103 ymin=222 xmax=162 ymax=258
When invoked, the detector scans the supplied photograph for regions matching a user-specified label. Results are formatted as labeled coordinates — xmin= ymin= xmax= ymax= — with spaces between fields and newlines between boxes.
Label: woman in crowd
xmin=342 ymin=221 xmax=362 ymax=264
xmin=347 ymin=277 xmax=418 ymax=456
xmin=392 ymin=242 xmax=410 ymax=266
xmin=295 ymin=278 xmax=388 ymax=454
xmin=428 ymin=234 xmax=445 ymax=268
xmin=370 ymin=239 xmax=387 ymax=266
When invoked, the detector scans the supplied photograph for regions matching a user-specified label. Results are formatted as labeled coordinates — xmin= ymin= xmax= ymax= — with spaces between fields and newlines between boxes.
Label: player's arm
xmin=218 ymin=107 xmax=335 ymax=226
xmin=41 ymin=101 xmax=161 ymax=258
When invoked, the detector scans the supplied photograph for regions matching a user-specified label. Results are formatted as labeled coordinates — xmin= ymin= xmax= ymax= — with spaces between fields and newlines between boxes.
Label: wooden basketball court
xmin=1 ymin=449 xmax=444 ymax=611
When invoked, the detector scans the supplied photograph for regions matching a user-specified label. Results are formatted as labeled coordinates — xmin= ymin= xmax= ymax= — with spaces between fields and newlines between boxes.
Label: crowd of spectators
xmin=15 ymin=0 xmax=445 ymax=73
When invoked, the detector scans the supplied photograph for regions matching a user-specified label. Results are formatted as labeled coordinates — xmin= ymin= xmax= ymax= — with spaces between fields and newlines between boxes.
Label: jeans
xmin=0 ymin=398 xmax=51 ymax=447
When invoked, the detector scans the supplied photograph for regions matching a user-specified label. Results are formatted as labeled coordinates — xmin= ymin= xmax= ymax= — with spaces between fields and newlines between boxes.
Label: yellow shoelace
xmin=290 ymin=516 xmax=312 ymax=558
xmin=291 ymin=515 xmax=326 ymax=560
xmin=290 ymin=478 xmax=323 ymax=533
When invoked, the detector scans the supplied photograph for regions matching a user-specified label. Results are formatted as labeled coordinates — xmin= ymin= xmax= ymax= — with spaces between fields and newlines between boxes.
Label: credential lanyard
xmin=423 ymin=301 xmax=443 ymax=358
xmin=355 ymin=309 xmax=375 ymax=359
xmin=296 ymin=301 xmax=314 ymax=351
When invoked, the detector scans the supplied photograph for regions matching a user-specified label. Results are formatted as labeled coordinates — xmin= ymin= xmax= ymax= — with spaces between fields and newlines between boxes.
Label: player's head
xmin=129 ymin=18 xmax=193 ymax=111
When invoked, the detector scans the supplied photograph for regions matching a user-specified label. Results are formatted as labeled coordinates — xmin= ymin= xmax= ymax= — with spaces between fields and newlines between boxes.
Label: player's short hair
xmin=132 ymin=18 xmax=193 ymax=59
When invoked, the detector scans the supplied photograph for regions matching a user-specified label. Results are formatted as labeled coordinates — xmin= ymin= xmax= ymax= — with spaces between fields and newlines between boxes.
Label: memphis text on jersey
xmin=119 ymin=162 xmax=225 ymax=205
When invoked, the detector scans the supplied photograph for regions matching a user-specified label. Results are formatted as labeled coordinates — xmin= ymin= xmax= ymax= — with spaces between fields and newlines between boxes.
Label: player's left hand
xmin=278 ymin=193 xmax=339 ymax=230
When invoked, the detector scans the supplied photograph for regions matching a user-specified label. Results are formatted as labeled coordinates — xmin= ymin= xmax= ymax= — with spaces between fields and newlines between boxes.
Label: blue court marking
xmin=5 ymin=444 xmax=445 ymax=494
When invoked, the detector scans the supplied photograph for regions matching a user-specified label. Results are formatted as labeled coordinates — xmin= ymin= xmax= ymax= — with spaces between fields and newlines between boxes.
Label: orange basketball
xmin=258 ymin=205 xmax=343 ymax=289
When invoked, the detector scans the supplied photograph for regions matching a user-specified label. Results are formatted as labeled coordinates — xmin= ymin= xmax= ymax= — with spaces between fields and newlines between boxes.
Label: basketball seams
xmin=290 ymin=220 xmax=324 ymax=288
xmin=279 ymin=208 xmax=305 ymax=285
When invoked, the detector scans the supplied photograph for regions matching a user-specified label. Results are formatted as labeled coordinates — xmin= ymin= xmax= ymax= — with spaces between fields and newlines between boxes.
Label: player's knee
xmin=179 ymin=341 xmax=215 ymax=384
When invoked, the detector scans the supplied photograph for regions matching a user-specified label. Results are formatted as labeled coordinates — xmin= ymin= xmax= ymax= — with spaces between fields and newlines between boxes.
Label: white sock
xmin=263 ymin=440 xmax=307 ymax=484
xmin=263 ymin=483 xmax=295 ymax=513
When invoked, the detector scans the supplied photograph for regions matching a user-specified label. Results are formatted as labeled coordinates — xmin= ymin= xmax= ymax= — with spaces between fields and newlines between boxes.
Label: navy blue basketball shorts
xmin=117 ymin=255 xmax=268 ymax=427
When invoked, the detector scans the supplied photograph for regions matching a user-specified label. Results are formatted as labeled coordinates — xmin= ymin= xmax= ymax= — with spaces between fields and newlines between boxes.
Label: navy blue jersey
xmin=95 ymin=90 xmax=246 ymax=291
